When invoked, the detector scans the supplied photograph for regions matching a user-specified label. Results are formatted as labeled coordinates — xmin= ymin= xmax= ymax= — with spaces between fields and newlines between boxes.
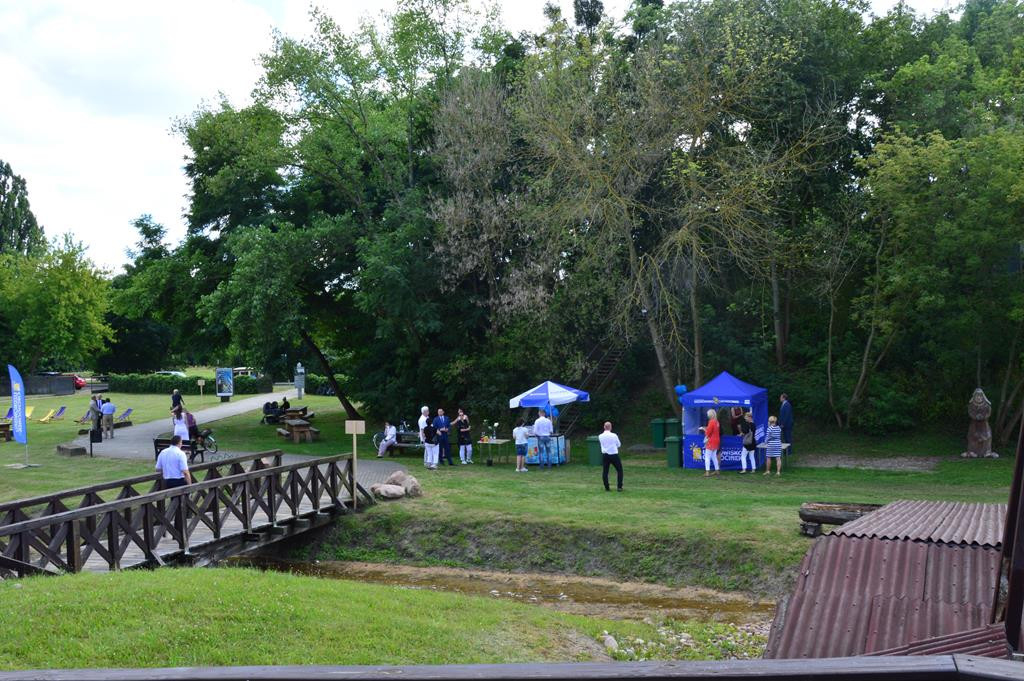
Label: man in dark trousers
xmin=598 ymin=421 xmax=624 ymax=491
xmin=779 ymin=393 xmax=794 ymax=455
xmin=433 ymin=408 xmax=454 ymax=466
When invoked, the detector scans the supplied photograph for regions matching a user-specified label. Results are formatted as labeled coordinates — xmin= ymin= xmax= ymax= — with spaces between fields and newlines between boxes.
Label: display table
xmin=478 ymin=438 xmax=511 ymax=464
xmin=526 ymin=435 xmax=567 ymax=465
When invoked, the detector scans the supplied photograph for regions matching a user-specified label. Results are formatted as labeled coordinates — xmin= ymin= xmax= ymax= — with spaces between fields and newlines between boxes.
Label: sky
xmin=0 ymin=0 xmax=953 ymax=272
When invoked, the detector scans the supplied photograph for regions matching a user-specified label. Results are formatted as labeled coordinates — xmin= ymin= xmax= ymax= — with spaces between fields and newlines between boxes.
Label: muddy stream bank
xmin=234 ymin=557 xmax=775 ymax=628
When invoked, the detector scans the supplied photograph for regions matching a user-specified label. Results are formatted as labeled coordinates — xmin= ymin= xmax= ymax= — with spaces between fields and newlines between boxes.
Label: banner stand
xmin=5 ymin=364 xmax=40 ymax=469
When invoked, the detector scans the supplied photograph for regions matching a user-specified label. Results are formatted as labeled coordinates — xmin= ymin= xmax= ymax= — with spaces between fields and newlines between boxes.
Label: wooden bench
xmin=153 ymin=438 xmax=206 ymax=464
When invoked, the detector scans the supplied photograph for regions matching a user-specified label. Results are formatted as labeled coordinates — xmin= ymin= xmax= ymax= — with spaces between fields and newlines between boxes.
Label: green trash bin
xmin=662 ymin=417 xmax=681 ymax=439
xmin=586 ymin=436 xmax=603 ymax=466
xmin=665 ymin=435 xmax=682 ymax=468
xmin=650 ymin=418 xmax=667 ymax=448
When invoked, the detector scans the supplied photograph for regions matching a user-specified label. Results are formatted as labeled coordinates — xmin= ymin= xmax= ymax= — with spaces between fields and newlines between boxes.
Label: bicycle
xmin=199 ymin=428 xmax=219 ymax=454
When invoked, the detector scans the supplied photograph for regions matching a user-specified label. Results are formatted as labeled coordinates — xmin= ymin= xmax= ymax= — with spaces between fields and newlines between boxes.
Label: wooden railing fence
xmin=0 ymin=453 xmax=369 ymax=578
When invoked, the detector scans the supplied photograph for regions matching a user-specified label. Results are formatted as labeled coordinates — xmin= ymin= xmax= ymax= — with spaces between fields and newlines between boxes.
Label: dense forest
xmin=2 ymin=0 xmax=1023 ymax=437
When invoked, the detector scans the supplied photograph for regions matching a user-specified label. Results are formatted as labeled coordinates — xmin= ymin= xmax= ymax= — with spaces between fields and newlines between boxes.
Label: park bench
xmin=153 ymin=437 xmax=206 ymax=464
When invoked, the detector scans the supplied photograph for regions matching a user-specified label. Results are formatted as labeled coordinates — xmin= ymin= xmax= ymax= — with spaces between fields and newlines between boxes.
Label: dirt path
xmin=797 ymin=454 xmax=942 ymax=471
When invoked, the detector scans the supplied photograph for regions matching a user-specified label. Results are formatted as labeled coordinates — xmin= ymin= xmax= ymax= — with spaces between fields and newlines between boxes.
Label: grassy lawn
xmin=0 ymin=568 xmax=761 ymax=670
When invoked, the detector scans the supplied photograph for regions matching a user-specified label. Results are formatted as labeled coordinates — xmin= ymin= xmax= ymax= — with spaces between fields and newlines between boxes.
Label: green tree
xmin=0 ymin=160 xmax=45 ymax=256
xmin=0 ymin=238 xmax=112 ymax=373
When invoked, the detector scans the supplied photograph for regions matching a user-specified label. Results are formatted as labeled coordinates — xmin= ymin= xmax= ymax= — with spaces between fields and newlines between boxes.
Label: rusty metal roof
xmin=865 ymin=623 xmax=1009 ymax=658
xmin=830 ymin=500 xmax=1006 ymax=548
xmin=764 ymin=535 xmax=1000 ymax=659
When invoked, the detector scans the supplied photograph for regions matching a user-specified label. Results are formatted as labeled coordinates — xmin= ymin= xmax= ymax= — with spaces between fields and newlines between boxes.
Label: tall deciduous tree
xmin=0 ymin=160 xmax=45 ymax=256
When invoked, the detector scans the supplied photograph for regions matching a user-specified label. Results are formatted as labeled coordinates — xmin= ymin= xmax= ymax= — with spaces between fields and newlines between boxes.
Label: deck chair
xmin=115 ymin=407 xmax=133 ymax=423
xmin=50 ymin=406 xmax=67 ymax=421
xmin=24 ymin=406 xmax=34 ymax=419
xmin=0 ymin=407 xmax=11 ymax=422
xmin=36 ymin=408 xmax=56 ymax=423
xmin=76 ymin=410 xmax=90 ymax=425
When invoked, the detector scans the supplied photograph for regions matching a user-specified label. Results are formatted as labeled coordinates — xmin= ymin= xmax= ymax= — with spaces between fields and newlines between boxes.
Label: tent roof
xmin=509 ymin=381 xmax=590 ymax=408
xmin=682 ymin=371 xmax=767 ymax=405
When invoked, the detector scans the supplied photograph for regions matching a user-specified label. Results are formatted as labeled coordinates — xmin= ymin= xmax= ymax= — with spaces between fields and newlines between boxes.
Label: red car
xmin=69 ymin=374 xmax=86 ymax=390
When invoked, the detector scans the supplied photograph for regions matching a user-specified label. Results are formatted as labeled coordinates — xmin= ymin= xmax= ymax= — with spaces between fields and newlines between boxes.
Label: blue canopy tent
xmin=679 ymin=371 xmax=768 ymax=470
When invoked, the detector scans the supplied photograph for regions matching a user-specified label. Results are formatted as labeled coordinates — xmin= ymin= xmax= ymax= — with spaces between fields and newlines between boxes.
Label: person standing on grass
xmin=534 ymin=409 xmax=554 ymax=467
xmin=598 ymin=422 xmax=624 ymax=492
xmin=171 ymin=388 xmax=185 ymax=411
xmin=764 ymin=415 xmax=783 ymax=476
xmin=89 ymin=394 xmax=103 ymax=432
xmin=155 ymin=435 xmax=192 ymax=488
xmin=378 ymin=420 xmax=397 ymax=458
xmin=699 ymin=408 xmax=720 ymax=477
xmin=100 ymin=398 xmax=116 ymax=439
xmin=419 ymin=406 xmax=438 ymax=470
xmin=738 ymin=410 xmax=757 ymax=473
xmin=455 ymin=408 xmax=473 ymax=464
xmin=513 ymin=418 xmax=530 ymax=472
xmin=434 ymin=408 xmax=454 ymax=466
xmin=779 ymin=393 xmax=794 ymax=455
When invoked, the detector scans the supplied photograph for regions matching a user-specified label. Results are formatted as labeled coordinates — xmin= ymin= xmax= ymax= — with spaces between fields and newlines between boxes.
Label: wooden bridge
xmin=0 ymin=451 xmax=373 ymax=578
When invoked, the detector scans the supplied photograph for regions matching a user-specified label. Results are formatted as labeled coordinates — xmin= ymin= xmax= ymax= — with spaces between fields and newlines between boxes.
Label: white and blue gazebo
xmin=509 ymin=381 xmax=589 ymax=465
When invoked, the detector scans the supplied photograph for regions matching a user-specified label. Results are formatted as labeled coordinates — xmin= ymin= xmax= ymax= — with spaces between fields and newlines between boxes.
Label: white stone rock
xmin=371 ymin=483 xmax=406 ymax=499
xmin=602 ymin=635 xmax=618 ymax=651
xmin=402 ymin=475 xmax=423 ymax=497
xmin=385 ymin=470 xmax=409 ymax=486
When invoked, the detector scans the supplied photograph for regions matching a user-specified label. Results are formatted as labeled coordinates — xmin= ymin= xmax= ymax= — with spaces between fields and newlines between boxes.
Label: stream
xmin=233 ymin=557 xmax=775 ymax=626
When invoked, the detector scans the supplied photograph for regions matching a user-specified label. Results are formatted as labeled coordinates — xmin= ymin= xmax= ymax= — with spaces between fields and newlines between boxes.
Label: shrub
xmin=107 ymin=373 xmax=273 ymax=395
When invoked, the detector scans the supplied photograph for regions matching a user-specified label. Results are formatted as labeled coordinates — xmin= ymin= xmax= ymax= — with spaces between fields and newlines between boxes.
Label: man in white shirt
xmin=598 ymin=421 xmax=623 ymax=492
xmin=533 ymin=410 xmax=555 ymax=467
xmin=155 ymin=435 xmax=192 ymax=489
xmin=418 ymin=406 xmax=438 ymax=469
xmin=378 ymin=420 xmax=398 ymax=458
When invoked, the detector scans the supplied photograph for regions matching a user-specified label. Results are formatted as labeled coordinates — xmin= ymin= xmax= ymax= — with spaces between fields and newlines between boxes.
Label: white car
xmin=155 ymin=370 xmax=187 ymax=378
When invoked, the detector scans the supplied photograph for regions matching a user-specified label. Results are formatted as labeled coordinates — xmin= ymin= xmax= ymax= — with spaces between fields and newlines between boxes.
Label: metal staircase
xmin=558 ymin=345 xmax=627 ymax=438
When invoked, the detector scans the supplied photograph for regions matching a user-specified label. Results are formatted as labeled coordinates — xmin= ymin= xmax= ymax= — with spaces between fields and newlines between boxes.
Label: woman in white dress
xmin=171 ymin=406 xmax=190 ymax=442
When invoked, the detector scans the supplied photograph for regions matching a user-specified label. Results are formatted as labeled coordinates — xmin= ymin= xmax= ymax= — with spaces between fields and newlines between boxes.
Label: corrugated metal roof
xmin=764 ymin=536 xmax=1000 ymax=659
xmin=865 ymin=623 xmax=1009 ymax=658
xmin=830 ymin=500 xmax=1006 ymax=548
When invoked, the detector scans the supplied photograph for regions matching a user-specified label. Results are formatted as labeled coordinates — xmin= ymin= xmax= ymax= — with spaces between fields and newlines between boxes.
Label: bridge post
xmin=107 ymin=512 xmax=119 ymax=570
xmin=65 ymin=519 xmax=82 ymax=573
xmin=211 ymin=485 xmax=222 ymax=539
xmin=241 ymin=481 xmax=252 ymax=532
xmin=16 ymin=531 xmax=30 ymax=575
xmin=142 ymin=504 xmax=157 ymax=562
xmin=175 ymin=496 xmax=188 ymax=552
xmin=267 ymin=474 xmax=277 ymax=525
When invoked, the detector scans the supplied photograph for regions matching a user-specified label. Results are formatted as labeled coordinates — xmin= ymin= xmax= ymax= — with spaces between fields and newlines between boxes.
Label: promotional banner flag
xmin=7 ymin=364 xmax=27 ymax=444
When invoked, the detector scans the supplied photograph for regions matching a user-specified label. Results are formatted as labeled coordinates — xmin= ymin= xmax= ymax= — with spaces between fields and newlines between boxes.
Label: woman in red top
xmin=699 ymin=409 xmax=721 ymax=477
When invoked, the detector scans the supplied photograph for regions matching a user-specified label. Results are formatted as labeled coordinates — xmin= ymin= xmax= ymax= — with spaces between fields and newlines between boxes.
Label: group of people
xmin=375 ymin=407 xmax=475 ymax=468
xmin=169 ymin=389 xmax=204 ymax=446
xmin=699 ymin=394 xmax=794 ymax=477
xmin=261 ymin=396 xmax=292 ymax=421
xmin=510 ymin=409 xmax=555 ymax=472
xmin=87 ymin=394 xmax=117 ymax=439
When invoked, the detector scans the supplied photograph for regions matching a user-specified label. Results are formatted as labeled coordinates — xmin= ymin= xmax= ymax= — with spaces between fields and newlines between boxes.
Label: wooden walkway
xmin=0 ymin=451 xmax=376 ymax=577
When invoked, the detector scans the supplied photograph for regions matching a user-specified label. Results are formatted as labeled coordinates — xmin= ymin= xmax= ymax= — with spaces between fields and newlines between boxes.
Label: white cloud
xmin=0 ymin=0 xmax=950 ymax=271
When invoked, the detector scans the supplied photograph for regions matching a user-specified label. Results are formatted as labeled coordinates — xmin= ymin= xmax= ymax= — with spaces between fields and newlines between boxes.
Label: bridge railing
xmin=0 ymin=453 xmax=370 ymax=578
xmin=0 ymin=451 xmax=286 ymax=528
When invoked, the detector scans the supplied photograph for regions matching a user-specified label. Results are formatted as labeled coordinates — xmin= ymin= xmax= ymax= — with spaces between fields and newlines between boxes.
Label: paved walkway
xmin=72 ymin=391 xmax=299 ymax=460
xmin=69 ymin=390 xmax=407 ymax=488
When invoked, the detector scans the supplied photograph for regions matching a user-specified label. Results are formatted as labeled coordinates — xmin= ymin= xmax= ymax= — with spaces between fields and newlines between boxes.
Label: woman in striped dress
xmin=764 ymin=415 xmax=783 ymax=476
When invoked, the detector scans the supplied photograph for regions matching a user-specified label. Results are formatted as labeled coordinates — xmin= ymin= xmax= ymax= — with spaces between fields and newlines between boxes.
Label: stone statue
xmin=962 ymin=388 xmax=999 ymax=458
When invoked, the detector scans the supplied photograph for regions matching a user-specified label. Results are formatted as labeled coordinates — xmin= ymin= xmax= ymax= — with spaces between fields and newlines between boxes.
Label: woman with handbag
xmin=698 ymin=409 xmax=720 ymax=477
xmin=739 ymin=410 xmax=757 ymax=473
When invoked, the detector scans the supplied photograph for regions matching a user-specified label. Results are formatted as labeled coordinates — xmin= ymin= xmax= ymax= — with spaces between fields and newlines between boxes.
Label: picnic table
xmin=281 ymin=418 xmax=318 ymax=444
xmin=0 ymin=422 xmax=10 ymax=442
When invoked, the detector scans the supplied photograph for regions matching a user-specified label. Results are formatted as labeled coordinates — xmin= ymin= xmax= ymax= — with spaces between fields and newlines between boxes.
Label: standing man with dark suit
xmin=433 ymin=408 xmax=454 ymax=467
xmin=779 ymin=393 xmax=794 ymax=455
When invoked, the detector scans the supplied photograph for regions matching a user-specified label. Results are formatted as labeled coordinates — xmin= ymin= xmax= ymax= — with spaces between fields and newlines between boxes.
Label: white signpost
xmin=197 ymin=378 xmax=206 ymax=403
xmin=345 ymin=420 xmax=365 ymax=509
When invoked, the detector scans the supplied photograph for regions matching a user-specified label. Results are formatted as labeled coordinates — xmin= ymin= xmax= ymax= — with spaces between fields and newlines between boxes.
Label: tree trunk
xmin=690 ymin=248 xmax=703 ymax=387
xmin=826 ymin=297 xmax=844 ymax=428
xmin=298 ymin=328 xmax=362 ymax=419
xmin=625 ymin=230 xmax=677 ymax=415
xmin=771 ymin=258 xmax=785 ymax=366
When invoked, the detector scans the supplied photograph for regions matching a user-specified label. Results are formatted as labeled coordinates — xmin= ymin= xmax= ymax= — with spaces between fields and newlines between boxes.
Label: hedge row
xmin=107 ymin=373 xmax=274 ymax=395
